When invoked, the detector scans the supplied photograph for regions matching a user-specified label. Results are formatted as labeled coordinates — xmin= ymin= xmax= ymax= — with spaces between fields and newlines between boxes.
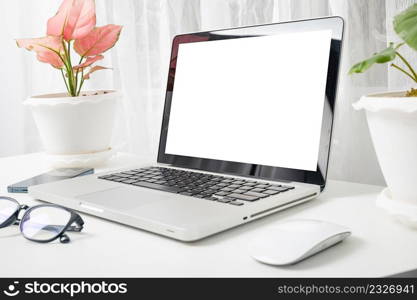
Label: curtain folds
xmin=1 ymin=0 xmax=416 ymax=185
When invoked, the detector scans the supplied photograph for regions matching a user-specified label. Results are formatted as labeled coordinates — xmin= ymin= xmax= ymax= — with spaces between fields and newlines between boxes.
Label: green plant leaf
xmin=394 ymin=3 xmax=417 ymax=51
xmin=348 ymin=43 xmax=397 ymax=74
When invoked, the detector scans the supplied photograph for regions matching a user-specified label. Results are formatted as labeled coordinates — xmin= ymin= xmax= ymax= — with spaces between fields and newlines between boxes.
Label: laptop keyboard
xmin=98 ymin=167 xmax=294 ymax=206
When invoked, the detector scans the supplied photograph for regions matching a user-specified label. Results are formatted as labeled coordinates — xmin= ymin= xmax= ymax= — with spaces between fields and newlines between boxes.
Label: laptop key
xmin=179 ymin=191 xmax=193 ymax=196
xmin=215 ymin=191 xmax=230 ymax=196
xmin=132 ymin=181 xmax=180 ymax=193
xmin=263 ymin=190 xmax=280 ymax=195
xmin=115 ymin=173 xmax=132 ymax=178
xmin=221 ymin=179 xmax=234 ymax=183
xmin=122 ymin=179 xmax=139 ymax=184
xmin=109 ymin=177 xmax=126 ymax=182
xmin=201 ymin=192 xmax=214 ymax=196
xmin=232 ymin=189 xmax=246 ymax=194
xmin=268 ymin=186 xmax=290 ymax=192
xmin=216 ymin=198 xmax=232 ymax=203
xmin=255 ymin=184 xmax=269 ymax=188
xmin=229 ymin=201 xmax=244 ymax=206
xmin=233 ymin=181 xmax=245 ymax=185
xmin=239 ymin=186 xmax=252 ymax=190
xmin=227 ymin=193 xmax=259 ymax=201
xmin=244 ymin=191 xmax=269 ymax=198
xmin=121 ymin=171 xmax=137 ymax=175
xmin=187 ymin=190 xmax=202 ymax=195
xmin=154 ymin=180 xmax=166 ymax=184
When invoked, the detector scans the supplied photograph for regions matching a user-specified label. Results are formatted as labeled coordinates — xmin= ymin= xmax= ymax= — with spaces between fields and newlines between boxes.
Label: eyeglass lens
xmin=0 ymin=198 xmax=19 ymax=224
xmin=20 ymin=206 xmax=72 ymax=241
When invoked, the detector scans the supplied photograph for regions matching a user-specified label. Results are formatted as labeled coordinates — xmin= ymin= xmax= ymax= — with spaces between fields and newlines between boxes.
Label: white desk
xmin=1 ymin=152 xmax=416 ymax=277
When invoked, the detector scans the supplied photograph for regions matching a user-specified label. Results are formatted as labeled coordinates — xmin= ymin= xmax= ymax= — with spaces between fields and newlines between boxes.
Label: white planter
xmin=353 ymin=91 xmax=417 ymax=227
xmin=24 ymin=90 xmax=120 ymax=168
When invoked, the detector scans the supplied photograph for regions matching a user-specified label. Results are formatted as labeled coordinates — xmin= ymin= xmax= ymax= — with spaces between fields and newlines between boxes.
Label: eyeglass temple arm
xmin=68 ymin=214 xmax=84 ymax=232
xmin=56 ymin=215 xmax=84 ymax=244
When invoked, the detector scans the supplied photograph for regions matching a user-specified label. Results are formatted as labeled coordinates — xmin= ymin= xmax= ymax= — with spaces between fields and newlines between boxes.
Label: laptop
xmin=28 ymin=17 xmax=343 ymax=242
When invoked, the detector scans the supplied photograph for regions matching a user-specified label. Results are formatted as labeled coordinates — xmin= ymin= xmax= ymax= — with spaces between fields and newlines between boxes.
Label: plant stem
xmin=41 ymin=45 xmax=79 ymax=96
xmin=56 ymin=52 xmax=72 ymax=95
xmin=60 ymin=69 xmax=70 ymax=92
xmin=77 ymin=69 xmax=85 ymax=96
xmin=61 ymin=41 xmax=75 ymax=95
xmin=74 ymin=56 xmax=84 ymax=96
xmin=66 ymin=41 xmax=77 ymax=96
xmin=62 ymin=40 xmax=80 ymax=96
xmin=391 ymin=63 xmax=417 ymax=83
xmin=395 ymin=51 xmax=417 ymax=82
xmin=57 ymin=49 xmax=73 ymax=96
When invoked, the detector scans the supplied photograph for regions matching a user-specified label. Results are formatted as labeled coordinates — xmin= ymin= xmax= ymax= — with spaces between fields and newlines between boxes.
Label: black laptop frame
xmin=157 ymin=17 xmax=344 ymax=190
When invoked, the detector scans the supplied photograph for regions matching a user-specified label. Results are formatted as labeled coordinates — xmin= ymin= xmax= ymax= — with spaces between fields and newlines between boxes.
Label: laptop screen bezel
xmin=157 ymin=17 xmax=343 ymax=189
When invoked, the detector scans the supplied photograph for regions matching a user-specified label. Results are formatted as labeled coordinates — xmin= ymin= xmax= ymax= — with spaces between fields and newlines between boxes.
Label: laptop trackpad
xmin=77 ymin=187 xmax=158 ymax=210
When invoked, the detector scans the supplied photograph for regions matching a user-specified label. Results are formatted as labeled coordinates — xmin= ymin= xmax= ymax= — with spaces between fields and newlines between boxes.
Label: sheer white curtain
xmin=1 ymin=0 xmax=416 ymax=185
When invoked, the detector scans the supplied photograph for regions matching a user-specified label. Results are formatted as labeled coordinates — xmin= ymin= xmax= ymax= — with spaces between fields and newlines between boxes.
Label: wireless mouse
xmin=249 ymin=219 xmax=351 ymax=265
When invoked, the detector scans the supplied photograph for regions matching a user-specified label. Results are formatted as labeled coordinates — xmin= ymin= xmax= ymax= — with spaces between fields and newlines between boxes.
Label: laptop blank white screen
xmin=165 ymin=30 xmax=332 ymax=171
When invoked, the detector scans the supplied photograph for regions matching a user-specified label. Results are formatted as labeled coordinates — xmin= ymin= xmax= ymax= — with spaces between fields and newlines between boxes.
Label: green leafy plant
xmin=349 ymin=3 xmax=417 ymax=96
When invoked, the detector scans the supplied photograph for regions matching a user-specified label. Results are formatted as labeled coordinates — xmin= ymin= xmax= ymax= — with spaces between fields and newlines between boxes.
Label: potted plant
xmin=17 ymin=0 xmax=122 ymax=167
xmin=350 ymin=4 xmax=417 ymax=227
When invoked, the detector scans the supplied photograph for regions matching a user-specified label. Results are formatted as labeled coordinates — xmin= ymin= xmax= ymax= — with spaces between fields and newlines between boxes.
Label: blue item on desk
xmin=7 ymin=168 xmax=94 ymax=193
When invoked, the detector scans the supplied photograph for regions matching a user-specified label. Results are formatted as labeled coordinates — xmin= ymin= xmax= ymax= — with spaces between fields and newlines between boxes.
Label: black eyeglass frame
xmin=0 ymin=196 xmax=84 ymax=243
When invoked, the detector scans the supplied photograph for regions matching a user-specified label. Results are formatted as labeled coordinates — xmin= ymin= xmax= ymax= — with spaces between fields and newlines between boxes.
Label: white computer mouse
xmin=249 ymin=219 xmax=351 ymax=266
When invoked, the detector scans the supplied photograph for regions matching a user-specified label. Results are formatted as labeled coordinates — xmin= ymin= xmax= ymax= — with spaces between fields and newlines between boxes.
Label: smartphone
xmin=7 ymin=168 xmax=94 ymax=193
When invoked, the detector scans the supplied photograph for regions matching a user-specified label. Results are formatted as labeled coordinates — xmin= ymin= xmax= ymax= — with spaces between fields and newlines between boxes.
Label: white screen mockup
xmin=165 ymin=30 xmax=332 ymax=171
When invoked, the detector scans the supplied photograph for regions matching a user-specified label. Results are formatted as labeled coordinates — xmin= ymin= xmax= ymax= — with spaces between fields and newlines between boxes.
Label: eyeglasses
xmin=0 ymin=196 xmax=84 ymax=243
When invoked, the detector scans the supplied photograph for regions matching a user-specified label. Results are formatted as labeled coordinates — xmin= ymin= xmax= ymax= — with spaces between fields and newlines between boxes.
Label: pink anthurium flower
xmin=47 ymin=0 xmax=96 ymax=41
xmin=73 ymin=55 xmax=103 ymax=70
xmin=16 ymin=36 xmax=64 ymax=68
xmin=17 ymin=0 xmax=121 ymax=97
xmin=74 ymin=24 xmax=122 ymax=57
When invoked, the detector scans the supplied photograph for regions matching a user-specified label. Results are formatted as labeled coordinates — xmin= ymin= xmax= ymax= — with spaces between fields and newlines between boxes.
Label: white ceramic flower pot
xmin=353 ymin=91 xmax=417 ymax=227
xmin=24 ymin=90 xmax=120 ymax=167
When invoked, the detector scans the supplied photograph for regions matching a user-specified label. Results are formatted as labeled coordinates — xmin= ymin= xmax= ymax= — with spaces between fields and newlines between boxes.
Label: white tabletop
xmin=1 ymin=152 xmax=416 ymax=277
